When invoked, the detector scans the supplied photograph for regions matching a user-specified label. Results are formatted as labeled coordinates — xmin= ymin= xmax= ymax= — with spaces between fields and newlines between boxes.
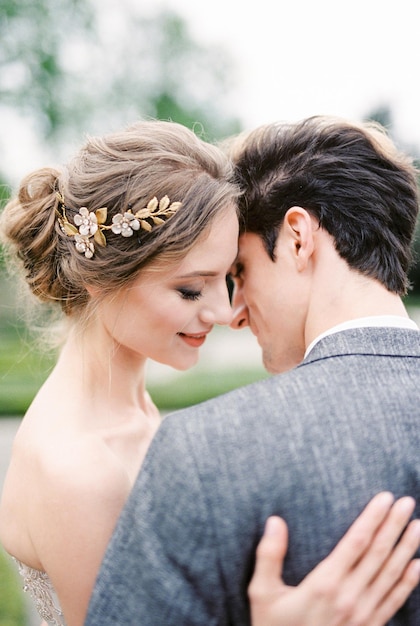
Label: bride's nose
xmin=199 ymin=285 xmax=233 ymax=327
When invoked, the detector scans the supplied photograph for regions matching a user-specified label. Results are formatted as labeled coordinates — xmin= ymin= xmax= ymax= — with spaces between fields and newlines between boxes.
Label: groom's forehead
xmin=237 ymin=231 xmax=277 ymax=258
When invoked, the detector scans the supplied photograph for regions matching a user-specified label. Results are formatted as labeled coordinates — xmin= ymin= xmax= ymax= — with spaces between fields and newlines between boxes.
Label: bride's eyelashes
xmin=177 ymin=287 xmax=203 ymax=301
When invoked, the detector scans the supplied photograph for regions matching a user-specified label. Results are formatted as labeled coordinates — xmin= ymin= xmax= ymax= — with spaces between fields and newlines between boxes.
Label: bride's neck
xmin=52 ymin=323 xmax=152 ymax=424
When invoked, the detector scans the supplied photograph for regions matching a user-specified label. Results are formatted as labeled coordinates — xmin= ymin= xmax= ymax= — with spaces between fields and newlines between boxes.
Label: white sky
xmin=3 ymin=0 xmax=419 ymax=184
xmin=157 ymin=0 xmax=420 ymax=146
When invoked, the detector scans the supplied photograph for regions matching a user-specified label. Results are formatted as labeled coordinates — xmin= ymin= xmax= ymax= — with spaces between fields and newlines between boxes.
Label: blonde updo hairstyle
xmin=0 ymin=120 xmax=240 ymax=333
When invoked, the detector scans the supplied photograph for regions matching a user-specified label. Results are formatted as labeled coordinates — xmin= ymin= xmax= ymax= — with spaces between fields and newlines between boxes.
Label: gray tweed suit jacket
xmin=86 ymin=327 xmax=420 ymax=625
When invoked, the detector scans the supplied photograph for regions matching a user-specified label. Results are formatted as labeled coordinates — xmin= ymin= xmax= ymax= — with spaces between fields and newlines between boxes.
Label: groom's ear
xmin=283 ymin=207 xmax=316 ymax=272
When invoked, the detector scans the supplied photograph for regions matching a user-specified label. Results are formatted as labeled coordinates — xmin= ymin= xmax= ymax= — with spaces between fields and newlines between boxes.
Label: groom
xmin=86 ymin=116 xmax=420 ymax=624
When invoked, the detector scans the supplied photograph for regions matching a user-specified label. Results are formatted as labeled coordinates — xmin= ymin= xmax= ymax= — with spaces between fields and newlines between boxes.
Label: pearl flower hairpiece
xmin=55 ymin=193 xmax=182 ymax=259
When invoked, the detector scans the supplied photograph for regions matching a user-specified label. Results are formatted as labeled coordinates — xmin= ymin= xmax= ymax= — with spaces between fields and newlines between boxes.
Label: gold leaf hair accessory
xmin=56 ymin=193 xmax=182 ymax=259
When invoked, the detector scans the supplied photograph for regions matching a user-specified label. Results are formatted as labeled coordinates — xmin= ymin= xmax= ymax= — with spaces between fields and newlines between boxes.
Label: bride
xmin=0 ymin=119 xmax=418 ymax=626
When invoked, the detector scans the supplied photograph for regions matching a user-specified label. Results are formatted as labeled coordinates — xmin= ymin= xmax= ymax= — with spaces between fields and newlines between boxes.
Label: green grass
xmin=0 ymin=266 xmax=268 ymax=415
xmin=1 ymin=292 xmax=418 ymax=417
xmin=0 ymin=320 xmax=268 ymax=416
xmin=149 ymin=367 xmax=269 ymax=411
xmin=0 ymin=322 xmax=55 ymax=416
xmin=0 ymin=550 xmax=26 ymax=626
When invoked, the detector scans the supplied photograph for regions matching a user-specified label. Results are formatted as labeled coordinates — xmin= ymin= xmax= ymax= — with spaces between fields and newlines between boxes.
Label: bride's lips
xmin=178 ymin=332 xmax=209 ymax=348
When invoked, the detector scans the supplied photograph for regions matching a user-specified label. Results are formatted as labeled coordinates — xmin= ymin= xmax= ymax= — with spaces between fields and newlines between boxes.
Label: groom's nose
xmin=230 ymin=286 xmax=249 ymax=330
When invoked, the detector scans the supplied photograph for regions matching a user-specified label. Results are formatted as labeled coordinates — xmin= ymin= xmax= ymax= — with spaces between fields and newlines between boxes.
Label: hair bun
xmin=1 ymin=167 xmax=64 ymax=302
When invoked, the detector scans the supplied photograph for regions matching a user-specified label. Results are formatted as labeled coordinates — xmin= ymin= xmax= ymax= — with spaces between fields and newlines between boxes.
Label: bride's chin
xmin=154 ymin=351 xmax=200 ymax=372
xmin=171 ymin=357 xmax=199 ymax=372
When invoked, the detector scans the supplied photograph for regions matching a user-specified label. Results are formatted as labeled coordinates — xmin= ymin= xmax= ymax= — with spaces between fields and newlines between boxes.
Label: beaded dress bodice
xmin=13 ymin=558 xmax=66 ymax=626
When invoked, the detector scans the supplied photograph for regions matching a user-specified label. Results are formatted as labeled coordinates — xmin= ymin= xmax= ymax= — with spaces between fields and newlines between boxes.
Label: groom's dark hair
xmin=230 ymin=115 xmax=419 ymax=295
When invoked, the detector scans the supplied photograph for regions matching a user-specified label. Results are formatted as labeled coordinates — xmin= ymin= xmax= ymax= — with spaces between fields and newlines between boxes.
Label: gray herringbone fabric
xmin=86 ymin=327 xmax=420 ymax=625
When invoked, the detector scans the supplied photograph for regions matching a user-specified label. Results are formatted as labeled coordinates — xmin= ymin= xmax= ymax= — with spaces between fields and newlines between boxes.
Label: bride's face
xmin=93 ymin=206 xmax=239 ymax=371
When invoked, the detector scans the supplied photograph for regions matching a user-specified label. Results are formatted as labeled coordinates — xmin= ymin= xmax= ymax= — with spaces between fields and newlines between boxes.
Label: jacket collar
xmin=302 ymin=326 xmax=420 ymax=365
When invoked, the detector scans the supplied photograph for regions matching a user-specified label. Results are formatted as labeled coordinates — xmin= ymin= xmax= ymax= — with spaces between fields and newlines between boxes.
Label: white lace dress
xmin=13 ymin=558 xmax=66 ymax=626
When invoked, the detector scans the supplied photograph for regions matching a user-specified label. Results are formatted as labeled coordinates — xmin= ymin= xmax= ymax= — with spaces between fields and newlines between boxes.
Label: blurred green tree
xmin=0 ymin=0 xmax=241 ymax=264
xmin=0 ymin=0 xmax=242 ymax=328
xmin=0 ymin=0 xmax=241 ymax=153
xmin=0 ymin=0 xmax=95 ymax=139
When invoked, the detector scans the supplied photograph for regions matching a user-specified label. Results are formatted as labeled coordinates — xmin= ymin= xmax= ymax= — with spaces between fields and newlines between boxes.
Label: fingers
xmin=356 ymin=520 xmax=420 ymax=623
xmin=303 ymin=495 xmax=419 ymax=625
xmin=248 ymin=500 xmax=419 ymax=626
xmin=316 ymin=493 xmax=411 ymax=581
xmin=248 ymin=517 xmax=288 ymax=601
xmin=345 ymin=496 xmax=417 ymax=596
xmin=373 ymin=519 xmax=420 ymax=592
xmin=370 ymin=558 xmax=420 ymax=626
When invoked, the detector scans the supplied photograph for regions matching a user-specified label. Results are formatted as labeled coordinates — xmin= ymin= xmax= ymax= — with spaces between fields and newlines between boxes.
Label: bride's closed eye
xmin=177 ymin=287 xmax=203 ymax=301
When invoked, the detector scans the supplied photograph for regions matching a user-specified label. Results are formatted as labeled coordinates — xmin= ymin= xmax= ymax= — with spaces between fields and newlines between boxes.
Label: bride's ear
xmin=283 ymin=207 xmax=315 ymax=271
xmin=85 ymin=284 xmax=100 ymax=298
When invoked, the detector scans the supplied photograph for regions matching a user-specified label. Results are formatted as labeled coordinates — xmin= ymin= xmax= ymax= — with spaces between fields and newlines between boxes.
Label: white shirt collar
xmin=305 ymin=315 xmax=419 ymax=358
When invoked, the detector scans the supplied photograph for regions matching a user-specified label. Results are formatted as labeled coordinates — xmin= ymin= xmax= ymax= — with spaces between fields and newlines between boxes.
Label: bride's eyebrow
xmin=176 ymin=271 xmax=217 ymax=279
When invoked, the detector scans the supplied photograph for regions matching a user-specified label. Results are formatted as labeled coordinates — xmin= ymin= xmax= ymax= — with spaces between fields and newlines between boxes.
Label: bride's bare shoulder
xmin=5 ymin=419 xmax=132 ymax=527
xmin=33 ymin=428 xmax=130 ymax=498
xmin=1 ymin=419 xmax=131 ymax=571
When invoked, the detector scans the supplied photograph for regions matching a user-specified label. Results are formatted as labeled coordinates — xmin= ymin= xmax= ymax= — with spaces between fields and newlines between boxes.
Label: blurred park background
xmin=1 ymin=0 xmax=420 ymax=418
xmin=1 ymin=0 xmax=420 ymax=622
